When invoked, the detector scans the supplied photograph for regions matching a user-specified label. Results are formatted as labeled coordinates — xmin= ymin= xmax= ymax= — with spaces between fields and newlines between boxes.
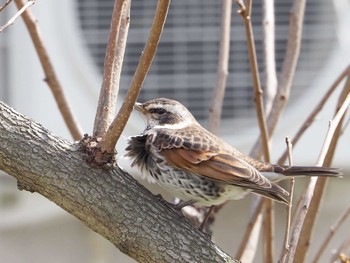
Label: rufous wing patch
xmin=161 ymin=149 xmax=276 ymax=191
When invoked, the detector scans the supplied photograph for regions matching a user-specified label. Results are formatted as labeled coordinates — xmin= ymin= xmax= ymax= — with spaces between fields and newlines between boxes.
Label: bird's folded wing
xmin=162 ymin=148 xmax=286 ymax=196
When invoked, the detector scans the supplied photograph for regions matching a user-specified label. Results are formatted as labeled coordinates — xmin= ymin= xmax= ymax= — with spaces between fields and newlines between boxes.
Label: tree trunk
xmin=0 ymin=101 xmax=237 ymax=263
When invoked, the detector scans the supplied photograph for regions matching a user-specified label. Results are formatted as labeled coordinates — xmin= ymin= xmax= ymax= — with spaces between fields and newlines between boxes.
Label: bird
xmin=125 ymin=98 xmax=341 ymax=207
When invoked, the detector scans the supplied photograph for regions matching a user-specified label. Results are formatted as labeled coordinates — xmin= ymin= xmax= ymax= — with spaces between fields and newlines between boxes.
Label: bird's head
xmin=134 ymin=98 xmax=198 ymax=129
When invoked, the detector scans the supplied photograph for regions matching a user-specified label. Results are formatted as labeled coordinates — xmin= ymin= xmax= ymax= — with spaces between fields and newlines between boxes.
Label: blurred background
xmin=1 ymin=0 xmax=350 ymax=262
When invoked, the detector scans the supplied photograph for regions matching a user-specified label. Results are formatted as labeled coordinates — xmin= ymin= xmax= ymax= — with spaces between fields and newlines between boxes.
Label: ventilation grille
xmin=76 ymin=0 xmax=336 ymax=125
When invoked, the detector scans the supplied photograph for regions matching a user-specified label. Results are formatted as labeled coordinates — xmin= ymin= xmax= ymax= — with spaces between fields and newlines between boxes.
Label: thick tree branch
xmin=0 ymin=101 xmax=237 ymax=263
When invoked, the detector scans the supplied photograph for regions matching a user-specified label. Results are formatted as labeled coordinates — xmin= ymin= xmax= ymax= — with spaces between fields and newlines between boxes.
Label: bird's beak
xmin=134 ymin=102 xmax=145 ymax=114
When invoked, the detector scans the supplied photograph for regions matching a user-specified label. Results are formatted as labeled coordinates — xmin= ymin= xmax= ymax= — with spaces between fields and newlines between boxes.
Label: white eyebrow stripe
xmin=153 ymin=122 xmax=191 ymax=130
xmin=146 ymin=103 xmax=184 ymax=114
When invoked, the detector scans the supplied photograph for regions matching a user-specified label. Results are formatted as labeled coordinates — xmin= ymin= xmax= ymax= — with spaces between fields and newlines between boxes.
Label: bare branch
xmin=12 ymin=0 xmax=83 ymax=140
xmin=278 ymin=66 xmax=349 ymax=260
xmin=278 ymin=65 xmax=350 ymax=164
xmin=208 ymin=0 xmax=232 ymax=134
xmin=240 ymin=0 xmax=306 ymax=257
xmin=251 ymin=0 xmax=306 ymax=157
xmin=267 ymin=0 xmax=306 ymax=131
xmin=238 ymin=0 xmax=270 ymax=163
xmin=93 ymin=0 xmax=131 ymax=138
xmin=279 ymin=137 xmax=294 ymax=263
xmin=0 ymin=0 xmax=13 ymax=13
xmin=285 ymin=81 xmax=350 ymax=263
xmin=236 ymin=199 xmax=264 ymax=261
xmin=294 ymin=75 xmax=350 ymax=262
xmin=262 ymin=199 xmax=275 ymax=263
xmin=240 ymin=0 xmax=275 ymax=261
xmin=329 ymin=237 xmax=350 ymax=263
xmin=236 ymin=0 xmax=273 ymax=260
xmin=312 ymin=204 xmax=350 ymax=263
xmin=0 ymin=0 xmax=34 ymax=33
xmin=94 ymin=0 xmax=171 ymax=164
xmin=262 ymin=0 xmax=277 ymax=115
xmin=203 ymin=0 xmax=233 ymax=233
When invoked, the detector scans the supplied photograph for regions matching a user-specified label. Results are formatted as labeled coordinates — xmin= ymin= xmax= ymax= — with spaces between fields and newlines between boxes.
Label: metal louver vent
xmin=76 ymin=0 xmax=336 ymax=126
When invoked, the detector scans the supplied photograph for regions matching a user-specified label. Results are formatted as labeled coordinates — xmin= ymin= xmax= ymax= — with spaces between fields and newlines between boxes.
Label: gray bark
xmin=0 ymin=101 xmax=237 ymax=263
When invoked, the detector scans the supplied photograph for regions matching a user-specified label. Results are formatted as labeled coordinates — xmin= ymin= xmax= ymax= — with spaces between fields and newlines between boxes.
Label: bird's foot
xmin=154 ymin=194 xmax=187 ymax=216
xmin=174 ymin=200 xmax=196 ymax=210
xmin=154 ymin=194 xmax=212 ymax=239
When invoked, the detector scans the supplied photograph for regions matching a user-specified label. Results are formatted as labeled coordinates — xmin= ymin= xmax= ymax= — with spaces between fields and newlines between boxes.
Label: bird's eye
xmin=150 ymin=108 xmax=167 ymax=115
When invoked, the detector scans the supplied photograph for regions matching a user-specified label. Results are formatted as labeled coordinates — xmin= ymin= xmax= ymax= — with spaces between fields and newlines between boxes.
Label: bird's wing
xmin=161 ymin=148 xmax=289 ymax=202
xmin=151 ymin=127 xmax=289 ymax=203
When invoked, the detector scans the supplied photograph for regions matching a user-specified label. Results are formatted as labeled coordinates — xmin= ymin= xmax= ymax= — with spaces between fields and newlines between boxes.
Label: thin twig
xmin=240 ymin=0 xmax=306 ymax=257
xmin=236 ymin=0 xmax=273 ymax=261
xmin=200 ymin=0 xmax=233 ymax=232
xmin=208 ymin=0 xmax=232 ymax=134
xmin=274 ymin=68 xmax=350 ymax=260
xmin=262 ymin=199 xmax=275 ymax=263
xmin=13 ymin=0 xmax=83 ymax=140
xmin=251 ymin=0 xmax=306 ymax=158
xmin=93 ymin=0 xmax=131 ymax=138
xmin=0 ymin=0 xmax=13 ymax=12
xmin=241 ymin=1 xmax=307 ymax=256
xmin=294 ymin=75 xmax=350 ymax=263
xmin=338 ymin=253 xmax=350 ymax=263
xmin=236 ymin=199 xmax=264 ymax=260
xmin=285 ymin=137 xmax=294 ymax=166
xmin=262 ymin=0 xmax=277 ymax=115
xmin=94 ymin=0 xmax=171 ymax=163
xmin=238 ymin=0 xmax=274 ymax=261
xmin=278 ymin=65 xmax=350 ymax=164
xmin=240 ymin=212 xmax=263 ymax=263
xmin=279 ymin=137 xmax=294 ymax=263
xmin=340 ymin=113 xmax=350 ymax=135
xmin=329 ymin=238 xmax=350 ymax=263
xmin=285 ymin=86 xmax=350 ymax=263
xmin=312 ymin=204 xmax=350 ymax=263
xmin=267 ymin=0 xmax=306 ymax=131
xmin=238 ymin=0 xmax=270 ymax=163
xmin=0 ymin=0 xmax=34 ymax=33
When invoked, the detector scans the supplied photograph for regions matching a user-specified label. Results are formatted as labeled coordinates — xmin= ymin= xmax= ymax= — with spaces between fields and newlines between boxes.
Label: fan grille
xmin=76 ymin=0 xmax=336 ymax=125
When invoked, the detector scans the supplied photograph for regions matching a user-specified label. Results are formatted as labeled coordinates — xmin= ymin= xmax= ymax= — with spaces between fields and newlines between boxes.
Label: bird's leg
xmin=198 ymin=205 xmax=215 ymax=232
xmin=174 ymin=200 xmax=196 ymax=210
xmin=154 ymin=194 xmax=178 ymax=208
xmin=154 ymin=194 xmax=195 ymax=216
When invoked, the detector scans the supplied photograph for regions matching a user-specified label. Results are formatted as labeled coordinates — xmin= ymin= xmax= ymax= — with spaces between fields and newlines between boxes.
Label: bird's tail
xmin=273 ymin=165 xmax=342 ymax=177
